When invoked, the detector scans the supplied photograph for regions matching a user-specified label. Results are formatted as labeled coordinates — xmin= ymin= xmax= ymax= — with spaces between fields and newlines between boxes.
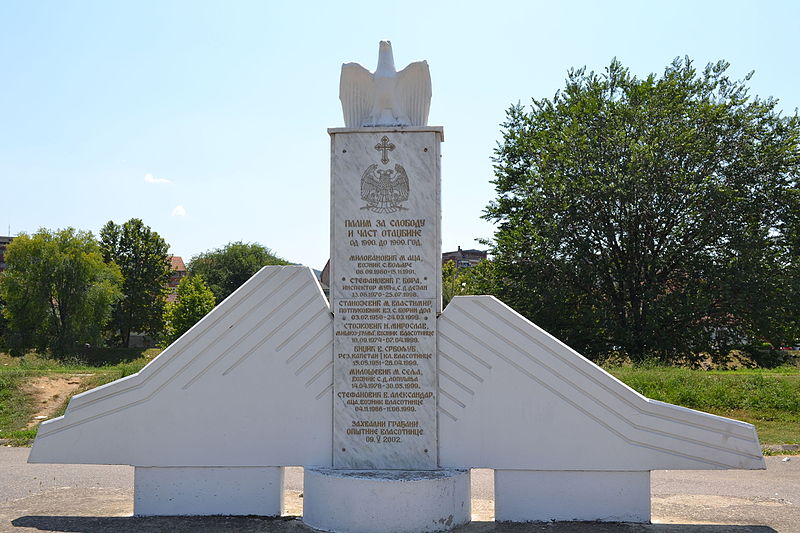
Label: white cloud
xmin=144 ymin=173 xmax=171 ymax=184
xmin=171 ymin=205 xmax=187 ymax=217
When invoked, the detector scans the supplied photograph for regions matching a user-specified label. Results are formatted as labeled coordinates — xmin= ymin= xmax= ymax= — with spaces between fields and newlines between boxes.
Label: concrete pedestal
xmin=494 ymin=470 xmax=651 ymax=523
xmin=134 ymin=466 xmax=284 ymax=516
xmin=303 ymin=468 xmax=470 ymax=533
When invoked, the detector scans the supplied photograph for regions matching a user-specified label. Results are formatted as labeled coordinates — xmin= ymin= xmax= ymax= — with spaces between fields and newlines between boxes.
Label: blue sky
xmin=1 ymin=1 xmax=798 ymax=269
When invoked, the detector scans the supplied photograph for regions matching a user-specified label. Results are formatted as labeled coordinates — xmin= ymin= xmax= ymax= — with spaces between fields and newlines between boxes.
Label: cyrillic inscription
xmin=331 ymin=130 xmax=441 ymax=469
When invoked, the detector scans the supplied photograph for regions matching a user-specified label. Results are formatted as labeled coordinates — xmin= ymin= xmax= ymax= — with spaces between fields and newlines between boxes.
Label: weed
xmin=609 ymin=365 xmax=800 ymax=444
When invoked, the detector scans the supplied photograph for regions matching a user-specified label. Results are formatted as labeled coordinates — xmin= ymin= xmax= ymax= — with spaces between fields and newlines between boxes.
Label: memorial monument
xmin=29 ymin=42 xmax=765 ymax=532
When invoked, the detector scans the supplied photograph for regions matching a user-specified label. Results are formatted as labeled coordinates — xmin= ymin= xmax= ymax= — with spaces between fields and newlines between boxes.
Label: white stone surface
xmin=494 ymin=470 xmax=651 ymax=522
xmin=340 ymin=41 xmax=431 ymax=128
xmin=134 ymin=466 xmax=284 ymax=516
xmin=29 ymin=266 xmax=334 ymax=467
xmin=437 ymin=296 xmax=765 ymax=471
xmin=330 ymin=127 xmax=442 ymax=469
xmin=303 ymin=468 xmax=470 ymax=533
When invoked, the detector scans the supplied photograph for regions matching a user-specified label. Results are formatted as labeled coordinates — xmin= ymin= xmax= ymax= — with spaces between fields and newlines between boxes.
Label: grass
xmin=0 ymin=368 xmax=35 ymax=443
xmin=0 ymin=349 xmax=158 ymax=444
xmin=608 ymin=364 xmax=800 ymax=447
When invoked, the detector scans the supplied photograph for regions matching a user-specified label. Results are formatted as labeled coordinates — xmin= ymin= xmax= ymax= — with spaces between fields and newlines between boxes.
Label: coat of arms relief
xmin=361 ymin=135 xmax=410 ymax=213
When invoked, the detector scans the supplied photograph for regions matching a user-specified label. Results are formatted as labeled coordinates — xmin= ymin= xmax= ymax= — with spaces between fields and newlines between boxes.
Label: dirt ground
xmin=20 ymin=376 xmax=85 ymax=428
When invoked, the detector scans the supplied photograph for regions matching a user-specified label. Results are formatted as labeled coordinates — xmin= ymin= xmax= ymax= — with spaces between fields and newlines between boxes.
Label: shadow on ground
xmin=10 ymin=516 xmax=777 ymax=533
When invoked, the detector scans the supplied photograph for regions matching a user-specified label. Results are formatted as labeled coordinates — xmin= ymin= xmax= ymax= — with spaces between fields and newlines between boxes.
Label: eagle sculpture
xmin=340 ymin=41 xmax=431 ymax=128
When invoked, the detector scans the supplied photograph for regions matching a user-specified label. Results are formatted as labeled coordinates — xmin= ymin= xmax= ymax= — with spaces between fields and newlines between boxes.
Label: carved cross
xmin=374 ymin=136 xmax=395 ymax=164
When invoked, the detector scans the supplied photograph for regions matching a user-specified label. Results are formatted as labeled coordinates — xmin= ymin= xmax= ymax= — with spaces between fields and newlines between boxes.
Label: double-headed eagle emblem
xmin=361 ymin=163 xmax=409 ymax=213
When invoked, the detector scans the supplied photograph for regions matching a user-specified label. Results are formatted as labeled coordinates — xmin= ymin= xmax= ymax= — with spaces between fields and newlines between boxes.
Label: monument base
xmin=134 ymin=466 xmax=284 ymax=516
xmin=494 ymin=470 xmax=651 ymax=523
xmin=303 ymin=468 xmax=470 ymax=533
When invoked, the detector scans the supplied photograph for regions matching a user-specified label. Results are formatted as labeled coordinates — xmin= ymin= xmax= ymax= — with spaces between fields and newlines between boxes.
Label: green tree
xmin=442 ymin=260 xmax=463 ymax=309
xmin=0 ymin=228 xmax=122 ymax=357
xmin=100 ymin=219 xmax=171 ymax=347
xmin=188 ymin=241 xmax=290 ymax=304
xmin=163 ymin=275 xmax=216 ymax=344
xmin=486 ymin=57 xmax=800 ymax=362
xmin=442 ymin=259 xmax=497 ymax=308
xmin=0 ymin=297 xmax=9 ymax=350
xmin=459 ymin=259 xmax=496 ymax=297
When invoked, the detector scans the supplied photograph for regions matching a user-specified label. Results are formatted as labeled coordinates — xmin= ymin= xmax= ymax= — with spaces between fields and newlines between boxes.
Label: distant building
xmin=442 ymin=246 xmax=487 ymax=269
xmin=0 ymin=236 xmax=13 ymax=273
xmin=166 ymin=256 xmax=188 ymax=303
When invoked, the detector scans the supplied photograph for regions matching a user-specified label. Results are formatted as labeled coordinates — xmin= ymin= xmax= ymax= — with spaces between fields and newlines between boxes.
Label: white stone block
xmin=134 ymin=466 xmax=284 ymax=516
xmin=303 ymin=468 xmax=470 ymax=533
xmin=494 ymin=470 xmax=650 ymax=523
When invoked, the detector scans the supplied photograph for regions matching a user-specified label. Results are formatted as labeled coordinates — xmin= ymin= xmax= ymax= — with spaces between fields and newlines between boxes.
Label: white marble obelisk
xmin=304 ymin=42 xmax=470 ymax=533
xmin=329 ymin=40 xmax=444 ymax=472
xmin=329 ymin=127 xmax=443 ymax=470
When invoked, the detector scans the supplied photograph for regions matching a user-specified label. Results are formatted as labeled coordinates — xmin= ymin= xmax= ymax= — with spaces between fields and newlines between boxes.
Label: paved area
xmin=0 ymin=447 xmax=796 ymax=532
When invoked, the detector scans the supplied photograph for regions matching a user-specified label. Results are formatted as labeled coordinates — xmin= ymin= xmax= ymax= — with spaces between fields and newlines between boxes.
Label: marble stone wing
xmin=28 ymin=266 xmax=334 ymax=467
xmin=437 ymin=295 xmax=765 ymax=471
xmin=340 ymin=63 xmax=374 ymax=128
xmin=392 ymin=164 xmax=410 ymax=202
xmin=396 ymin=61 xmax=431 ymax=127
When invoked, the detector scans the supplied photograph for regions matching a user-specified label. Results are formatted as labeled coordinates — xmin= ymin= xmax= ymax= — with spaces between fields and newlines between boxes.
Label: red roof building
xmin=441 ymin=246 xmax=487 ymax=269
xmin=166 ymin=256 xmax=188 ymax=303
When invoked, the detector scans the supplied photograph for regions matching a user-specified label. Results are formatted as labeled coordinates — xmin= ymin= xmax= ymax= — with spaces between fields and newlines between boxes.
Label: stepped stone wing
xmin=437 ymin=295 xmax=765 ymax=471
xmin=29 ymin=266 xmax=334 ymax=467
xmin=396 ymin=61 xmax=431 ymax=127
xmin=340 ymin=63 xmax=374 ymax=128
